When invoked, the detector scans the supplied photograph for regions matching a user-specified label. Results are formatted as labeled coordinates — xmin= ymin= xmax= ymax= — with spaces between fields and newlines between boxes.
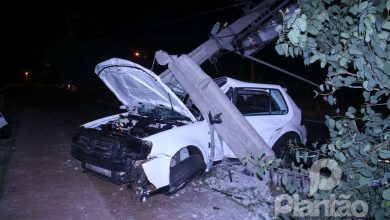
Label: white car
xmin=71 ymin=58 xmax=306 ymax=198
xmin=0 ymin=111 xmax=11 ymax=139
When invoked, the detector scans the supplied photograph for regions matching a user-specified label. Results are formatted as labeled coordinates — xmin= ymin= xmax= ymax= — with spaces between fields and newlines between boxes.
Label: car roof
xmin=214 ymin=77 xmax=284 ymax=90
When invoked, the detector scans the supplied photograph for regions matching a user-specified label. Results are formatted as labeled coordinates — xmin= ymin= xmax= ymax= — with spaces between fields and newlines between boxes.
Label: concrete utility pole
xmin=160 ymin=0 xmax=293 ymax=90
xmin=156 ymin=52 xmax=275 ymax=172
xmin=154 ymin=0 xmax=297 ymax=170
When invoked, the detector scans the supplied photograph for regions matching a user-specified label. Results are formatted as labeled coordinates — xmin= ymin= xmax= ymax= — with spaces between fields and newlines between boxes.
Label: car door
xmin=211 ymin=88 xmax=234 ymax=160
xmin=213 ymin=86 xmax=290 ymax=159
xmin=233 ymin=87 xmax=290 ymax=146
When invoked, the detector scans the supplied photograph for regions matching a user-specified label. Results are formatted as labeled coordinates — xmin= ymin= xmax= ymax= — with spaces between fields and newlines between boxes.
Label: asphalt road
xmin=0 ymin=86 xmax=266 ymax=220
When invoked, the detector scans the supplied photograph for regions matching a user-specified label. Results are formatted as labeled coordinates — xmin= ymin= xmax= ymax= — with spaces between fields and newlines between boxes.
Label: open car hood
xmin=95 ymin=58 xmax=195 ymax=121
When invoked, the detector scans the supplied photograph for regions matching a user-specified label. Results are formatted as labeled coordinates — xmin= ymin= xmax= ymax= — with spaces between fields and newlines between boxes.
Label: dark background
xmin=1 ymin=0 xmax=326 ymax=101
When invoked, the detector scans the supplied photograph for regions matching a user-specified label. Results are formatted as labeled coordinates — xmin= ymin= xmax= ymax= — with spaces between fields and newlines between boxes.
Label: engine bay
xmin=98 ymin=104 xmax=192 ymax=138
xmin=71 ymin=104 xmax=194 ymax=185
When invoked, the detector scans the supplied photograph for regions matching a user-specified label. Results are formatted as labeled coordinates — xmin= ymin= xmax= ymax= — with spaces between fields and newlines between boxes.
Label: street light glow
xmin=134 ymin=51 xmax=140 ymax=57
xmin=25 ymin=71 xmax=29 ymax=78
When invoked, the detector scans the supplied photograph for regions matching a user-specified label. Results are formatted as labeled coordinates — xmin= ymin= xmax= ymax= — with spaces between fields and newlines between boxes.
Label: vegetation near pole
xmin=274 ymin=0 xmax=390 ymax=218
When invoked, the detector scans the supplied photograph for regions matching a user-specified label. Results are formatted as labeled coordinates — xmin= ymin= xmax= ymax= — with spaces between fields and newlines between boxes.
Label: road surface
xmin=0 ymin=86 xmax=261 ymax=220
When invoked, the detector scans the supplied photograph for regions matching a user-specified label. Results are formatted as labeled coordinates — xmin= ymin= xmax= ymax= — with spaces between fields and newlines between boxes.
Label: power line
xmin=237 ymin=52 xmax=320 ymax=88
xmin=133 ymin=3 xmax=241 ymax=32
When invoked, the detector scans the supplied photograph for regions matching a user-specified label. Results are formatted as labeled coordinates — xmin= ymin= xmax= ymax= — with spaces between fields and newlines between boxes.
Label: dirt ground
xmin=0 ymin=86 xmax=271 ymax=220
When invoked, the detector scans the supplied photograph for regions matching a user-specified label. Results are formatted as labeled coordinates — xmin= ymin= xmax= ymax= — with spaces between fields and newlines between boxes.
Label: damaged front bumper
xmin=71 ymin=127 xmax=152 ymax=185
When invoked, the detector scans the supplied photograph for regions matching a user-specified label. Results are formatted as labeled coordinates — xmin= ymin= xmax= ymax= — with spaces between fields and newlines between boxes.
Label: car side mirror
xmin=208 ymin=112 xmax=222 ymax=125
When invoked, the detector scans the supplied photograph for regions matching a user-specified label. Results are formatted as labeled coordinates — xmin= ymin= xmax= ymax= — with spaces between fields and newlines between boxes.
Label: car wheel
xmin=272 ymin=132 xmax=301 ymax=168
xmin=169 ymin=154 xmax=206 ymax=194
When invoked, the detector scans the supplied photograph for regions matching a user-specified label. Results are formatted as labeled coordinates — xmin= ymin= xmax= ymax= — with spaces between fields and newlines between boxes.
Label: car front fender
xmin=142 ymin=154 xmax=172 ymax=189
xmin=143 ymin=121 xmax=209 ymax=158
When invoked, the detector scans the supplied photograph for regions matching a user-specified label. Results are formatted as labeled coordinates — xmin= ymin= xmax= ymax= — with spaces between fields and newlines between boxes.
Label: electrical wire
xmin=133 ymin=3 xmax=241 ymax=32
xmin=213 ymin=23 xmax=279 ymax=39
xmin=212 ymin=0 xmax=291 ymax=39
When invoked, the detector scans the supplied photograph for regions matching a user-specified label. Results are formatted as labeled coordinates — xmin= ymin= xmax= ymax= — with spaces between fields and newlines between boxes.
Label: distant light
xmin=25 ymin=71 xmax=29 ymax=78
xmin=134 ymin=51 xmax=140 ymax=57
xmin=223 ymin=22 xmax=229 ymax=27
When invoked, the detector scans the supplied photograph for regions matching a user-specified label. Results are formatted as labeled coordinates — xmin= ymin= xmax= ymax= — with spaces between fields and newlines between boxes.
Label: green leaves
xmin=294 ymin=16 xmax=307 ymax=32
xmin=340 ymin=32 xmax=349 ymax=38
xmin=309 ymin=54 xmax=320 ymax=63
xmin=379 ymin=150 xmax=390 ymax=159
xmin=363 ymin=81 xmax=373 ymax=91
xmin=349 ymin=45 xmax=363 ymax=55
xmin=303 ymin=151 xmax=308 ymax=163
xmin=327 ymin=118 xmax=336 ymax=129
xmin=288 ymin=29 xmax=301 ymax=45
xmin=347 ymin=106 xmax=356 ymax=114
xmin=274 ymin=2 xmax=390 ymax=217
xmin=349 ymin=4 xmax=359 ymax=15
xmin=373 ymin=45 xmax=386 ymax=58
xmin=382 ymin=189 xmax=390 ymax=200
xmin=356 ymin=57 xmax=365 ymax=70
xmin=282 ymin=172 xmax=288 ymax=185
xmin=346 ymin=16 xmax=354 ymax=25
xmin=275 ymin=44 xmax=289 ymax=56
xmin=307 ymin=26 xmax=319 ymax=35
xmin=359 ymin=168 xmax=372 ymax=177
xmin=383 ymin=62 xmax=390 ymax=76
xmin=327 ymin=95 xmax=335 ymax=105
xmin=383 ymin=22 xmax=390 ymax=31
xmin=335 ymin=151 xmax=347 ymax=162
xmin=257 ymin=166 xmax=265 ymax=178
xmin=358 ymin=1 xmax=369 ymax=13
xmin=275 ymin=44 xmax=284 ymax=56
xmin=339 ymin=57 xmax=348 ymax=66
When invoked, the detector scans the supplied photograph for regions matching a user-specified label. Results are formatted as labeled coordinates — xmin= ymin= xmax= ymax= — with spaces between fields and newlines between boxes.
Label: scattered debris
xmin=204 ymin=163 xmax=274 ymax=219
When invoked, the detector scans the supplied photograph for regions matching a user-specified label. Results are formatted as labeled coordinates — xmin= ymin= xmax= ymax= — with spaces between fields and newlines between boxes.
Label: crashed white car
xmin=0 ymin=112 xmax=11 ymax=139
xmin=71 ymin=58 xmax=306 ymax=198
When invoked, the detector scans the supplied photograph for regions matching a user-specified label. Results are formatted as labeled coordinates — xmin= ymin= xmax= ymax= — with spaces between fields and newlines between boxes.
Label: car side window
xmin=225 ymin=88 xmax=233 ymax=101
xmin=234 ymin=88 xmax=288 ymax=116
xmin=270 ymin=89 xmax=288 ymax=115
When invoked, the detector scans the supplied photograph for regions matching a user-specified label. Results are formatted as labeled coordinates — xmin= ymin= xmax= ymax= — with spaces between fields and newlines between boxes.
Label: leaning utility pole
xmin=156 ymin=51 xmax=274 ymax=172
xmin=160 ymin=0 xmax=294 ymax=91
xmin=154 ymin=0 xmax=296 ymax=169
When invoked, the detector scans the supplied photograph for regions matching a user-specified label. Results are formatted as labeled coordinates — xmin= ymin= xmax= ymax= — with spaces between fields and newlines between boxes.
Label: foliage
xmin=272 ymin=0 xmax=390 ymax=218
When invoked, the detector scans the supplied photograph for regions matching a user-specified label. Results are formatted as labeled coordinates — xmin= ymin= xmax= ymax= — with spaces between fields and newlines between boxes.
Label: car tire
xmin=169 ymin=154 xmax=206 ymax=194
xmin=0 ymin=124 xmax=11 ymax=139
xmin=272 ymin=132 xmax=301 ymax=168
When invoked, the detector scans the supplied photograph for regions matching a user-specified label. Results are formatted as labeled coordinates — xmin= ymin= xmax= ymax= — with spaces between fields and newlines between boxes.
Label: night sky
xmin=3 ymin=1 xmax=237 ymax=79
xmin=2 ymin=0 xmax=324 ymax=100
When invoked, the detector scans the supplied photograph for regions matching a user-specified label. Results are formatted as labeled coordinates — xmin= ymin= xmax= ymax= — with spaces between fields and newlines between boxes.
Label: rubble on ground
xmin=203 ymin=162 xmax=275 ymax=219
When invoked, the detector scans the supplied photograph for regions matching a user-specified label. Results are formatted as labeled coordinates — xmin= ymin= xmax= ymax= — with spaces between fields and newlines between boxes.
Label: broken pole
xmin=156 ymin=51 xmax=275 ymax=173
xmin=159 ymin=0 xmax=291 ymax=86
